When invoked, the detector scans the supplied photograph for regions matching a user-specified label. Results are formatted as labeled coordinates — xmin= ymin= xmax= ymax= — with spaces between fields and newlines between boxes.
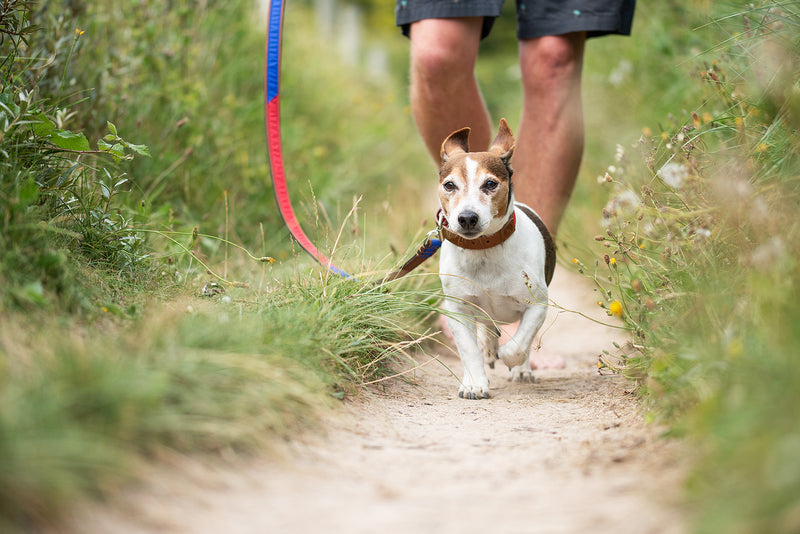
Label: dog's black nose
xmin=458 ymin=211 xmax=479 ymax=231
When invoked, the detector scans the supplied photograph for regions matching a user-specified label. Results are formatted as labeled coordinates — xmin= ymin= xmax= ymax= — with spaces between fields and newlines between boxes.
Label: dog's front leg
xmin=444 ymin=313 xmax=490 ymax=399
xmin=498 ymin=304 xmax=547 ymax=382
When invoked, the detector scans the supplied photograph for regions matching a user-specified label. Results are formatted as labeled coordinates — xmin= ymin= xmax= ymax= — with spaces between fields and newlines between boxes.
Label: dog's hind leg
xmin=476 ymin=323 xmax=500 ymax=369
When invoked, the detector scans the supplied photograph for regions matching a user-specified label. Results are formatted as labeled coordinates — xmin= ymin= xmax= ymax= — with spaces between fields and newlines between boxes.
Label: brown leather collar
xmin=440 ymin=212 xmax=516 ymax=250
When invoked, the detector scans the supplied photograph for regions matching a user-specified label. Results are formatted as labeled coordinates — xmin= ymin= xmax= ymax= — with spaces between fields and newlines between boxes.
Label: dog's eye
xmin=442 ymin=181 xmax=457 ymax=192
xmin=482 ymin=180 xmax=499 ymax=192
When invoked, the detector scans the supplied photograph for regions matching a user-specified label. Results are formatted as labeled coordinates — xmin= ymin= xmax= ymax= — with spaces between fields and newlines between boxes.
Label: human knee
xmin=410 ymin=20 xmax=480 ymax=81
xmin=520 ymin=34 xmax=585 ymax=87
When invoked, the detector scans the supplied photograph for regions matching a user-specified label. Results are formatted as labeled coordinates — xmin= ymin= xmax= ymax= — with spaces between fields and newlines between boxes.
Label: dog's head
xmin=438 ymin=119 xmax=515 ymax=238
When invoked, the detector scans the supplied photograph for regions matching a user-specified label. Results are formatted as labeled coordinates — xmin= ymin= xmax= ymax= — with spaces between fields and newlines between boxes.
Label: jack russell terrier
xmin=437 ymin=118 xmax=555 ymax=399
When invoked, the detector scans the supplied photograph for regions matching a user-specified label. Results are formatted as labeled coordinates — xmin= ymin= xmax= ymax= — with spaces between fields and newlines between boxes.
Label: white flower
xmin=658 ymin=161 xmax=689 ymax=189
xmin=615 ymin=144 xmax=625 ymax=163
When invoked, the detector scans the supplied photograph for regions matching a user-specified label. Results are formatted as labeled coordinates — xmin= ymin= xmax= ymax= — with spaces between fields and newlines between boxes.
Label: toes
xmin=509 ymin=368 xmax=536 ymax=383
xmin=458 ymin=389 xmax=490 ymax=400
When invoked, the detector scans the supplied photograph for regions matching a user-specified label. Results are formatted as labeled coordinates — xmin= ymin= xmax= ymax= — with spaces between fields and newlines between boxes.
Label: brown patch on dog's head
xmin=488 ymin=118 xmax=515 ymax=170
xmin=440 ymin=127 xmax=471 ymax=163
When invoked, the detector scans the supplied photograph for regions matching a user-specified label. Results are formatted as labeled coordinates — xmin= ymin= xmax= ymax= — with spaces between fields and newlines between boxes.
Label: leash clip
xmin=427 ymin=210 xmax=447 ymax=241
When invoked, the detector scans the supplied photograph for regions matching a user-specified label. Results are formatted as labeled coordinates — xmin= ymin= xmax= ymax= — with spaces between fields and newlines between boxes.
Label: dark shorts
xmin=396 ymin=0 xmax=636 ymax=40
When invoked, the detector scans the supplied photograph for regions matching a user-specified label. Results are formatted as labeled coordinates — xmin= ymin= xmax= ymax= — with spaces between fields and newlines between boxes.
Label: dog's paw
xmin=458 ymin=380 xmax=490 ymax=400
xmin=509 ymin=365 xmax=535 ymax=383
xmin=498 ymin=344 xmax=528 ymax=369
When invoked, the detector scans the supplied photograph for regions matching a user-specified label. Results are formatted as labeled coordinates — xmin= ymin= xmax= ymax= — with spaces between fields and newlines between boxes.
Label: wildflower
xmin=609 ymin=301 xmax=623 ymax=317
xmin=692 ymin=111 xmax=701 ymax=129
xmin=755 ymin=142 xmax=769 ymax=153
xmin=615 ymin=144 xmax=625 ymax=163
xmin=75 ymin=28 xmax=85 ymax=36
xmin=657 ymin=161 xmax=689 ymax=189
xmin=694 ymin=228 xmax=711 ymax=240
xmin=596 ymin=172 xmax=613 ymax=184
xmin=603 ymin=190 xmax=641 ymax=220
xmin=609 ymin=257 xmax=617 ymax=267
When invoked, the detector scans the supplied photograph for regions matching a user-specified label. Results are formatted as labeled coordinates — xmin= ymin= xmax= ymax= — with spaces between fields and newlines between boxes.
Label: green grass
xmin=0 ymin=275 xmax=439 ymax=530
xmin=578 ymin=2 xmax=800 ymax=532
xmin=0 ymin=0 xmax=438 ymax=529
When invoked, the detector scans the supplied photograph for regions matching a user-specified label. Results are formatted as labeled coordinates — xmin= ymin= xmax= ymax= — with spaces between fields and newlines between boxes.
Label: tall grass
xmin=0 ymin=0 xmax=440 ymax=530
xmin=0 ymin=277 xmax=437 ymax=530
xmin=582 ymin=2 xmax=800 ymax=531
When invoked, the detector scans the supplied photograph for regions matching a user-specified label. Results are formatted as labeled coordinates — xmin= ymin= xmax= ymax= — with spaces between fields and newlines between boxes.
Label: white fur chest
xmin=438 ymin=214 xmax=547 ymax=324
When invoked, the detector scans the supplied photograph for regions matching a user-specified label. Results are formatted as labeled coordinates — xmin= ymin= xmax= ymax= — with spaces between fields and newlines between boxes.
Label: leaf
xmin=98 ymin=139 xmax=125 ymax=161
xmin=56 ymin=163 xmax=81 ymax=187
xmin=19 ymin=176 xmax=39 ymax=206
xmin=51 ymin=129 xmax=90 ymax=151
xmin=31 ymin=113 xmax=56 ymax=136
xmin=123 ymin=141 xmax=151 ymax=158
xmin=107 ymin=121 xmax=117 ymax=136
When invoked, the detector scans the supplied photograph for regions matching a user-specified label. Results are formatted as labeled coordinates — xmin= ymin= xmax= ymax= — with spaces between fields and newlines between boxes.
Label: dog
xmin=437 ymin=118 xmax=555 ymax=399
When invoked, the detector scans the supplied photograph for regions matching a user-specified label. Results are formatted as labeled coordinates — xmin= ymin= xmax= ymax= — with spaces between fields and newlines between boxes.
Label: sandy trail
xmin=61 ymin=267 xmax=688 ymax=534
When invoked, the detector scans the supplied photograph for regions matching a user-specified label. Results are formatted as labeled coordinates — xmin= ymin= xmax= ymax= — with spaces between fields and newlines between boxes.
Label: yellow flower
xmin=75 ymin=28 xmax=85 ymax=36
xmin=609 ymin=301 xmax=623 ymax=317
xmin=572 ymin=257 xmax=579 ymax=264
xmin=609 ymin=257 xmax=617 ymax=266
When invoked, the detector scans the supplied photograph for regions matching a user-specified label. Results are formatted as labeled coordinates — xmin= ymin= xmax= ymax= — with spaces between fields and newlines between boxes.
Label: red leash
xmin=264 ymin=0 xmax=353 ymax=278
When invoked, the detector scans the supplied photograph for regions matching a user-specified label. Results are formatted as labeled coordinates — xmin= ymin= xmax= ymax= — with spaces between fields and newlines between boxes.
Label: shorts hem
xmin=516 ymin=14 xmax=634 ymax=39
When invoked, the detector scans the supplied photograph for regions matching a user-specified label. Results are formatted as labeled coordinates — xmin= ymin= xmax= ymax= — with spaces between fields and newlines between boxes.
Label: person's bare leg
xmin=409 ymin=18 xmax=492 ymax=160
xmin=514 ymin=33 xmax=586 ymax=236
xmin=514 ymin=34 xmax=585 ymax=369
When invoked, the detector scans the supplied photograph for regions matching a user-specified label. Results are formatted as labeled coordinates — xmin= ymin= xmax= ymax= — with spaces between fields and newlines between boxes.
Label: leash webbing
xmin=383 ymin=237 xmax=442 ymax=282
xmin=265 ymin=0 xmax=353 ymax=279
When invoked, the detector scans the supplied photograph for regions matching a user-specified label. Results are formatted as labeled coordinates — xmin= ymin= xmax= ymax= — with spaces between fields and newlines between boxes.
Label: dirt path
xmin=61 ymin=268 xmax=688 ymax=534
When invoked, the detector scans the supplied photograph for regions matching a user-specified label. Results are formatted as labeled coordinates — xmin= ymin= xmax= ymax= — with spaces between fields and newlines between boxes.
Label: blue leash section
xmin=383 ymin=236 xmax=442 ymax=282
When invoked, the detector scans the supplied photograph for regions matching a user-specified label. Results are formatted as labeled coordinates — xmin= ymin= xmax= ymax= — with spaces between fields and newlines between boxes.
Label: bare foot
xmin=437 ymin=316 xmax=566 ymax=370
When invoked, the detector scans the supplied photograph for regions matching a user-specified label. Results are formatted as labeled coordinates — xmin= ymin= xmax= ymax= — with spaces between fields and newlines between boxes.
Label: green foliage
xmin=579 ymin=2 xmax=800 ymax=531
xmin=0 ymin=3 xmax=437 ymax=530
xmin=0 ymin=275 xmax=434 ymax=530
xmin=0 ymin=2 xmax=153 ymax=312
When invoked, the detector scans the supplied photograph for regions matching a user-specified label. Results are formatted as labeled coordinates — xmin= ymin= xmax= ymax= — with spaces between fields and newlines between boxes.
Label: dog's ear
xmin=440 ymin=127 xmax=471 ymax=163
xmin=488 ymin=118 xmax=515 ymax=163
